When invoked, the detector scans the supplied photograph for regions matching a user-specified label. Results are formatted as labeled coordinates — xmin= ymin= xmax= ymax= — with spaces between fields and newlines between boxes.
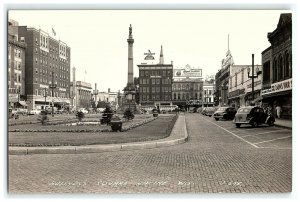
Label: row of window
xmin=35 ymin=89 xmax=69 ymax=99
xmin=140 ymin=70 xmax=172 ymax=77
xmin=140 ymin=78 xmax=172 ymax=85
xmin=272 ymin=51 xmax=292 ymax=82
xmin=172 ymin=83 xmax=203 ymax=91
xmin=14 ymin=48 xmax=22 ymax=58
xmin=141 ymin=94 xmax=171 ymax=101
xmin=173 ymin=92 xmax=203 ymax=100
xmin=8 ymin=72 xmax=21 ymax=83
xmin=139 ymin=87 xmax=172 ymax=93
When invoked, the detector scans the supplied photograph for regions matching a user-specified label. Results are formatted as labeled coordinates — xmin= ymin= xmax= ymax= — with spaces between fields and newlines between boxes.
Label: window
xmin=263 ymin=61 xmax=270 ymax=82
xmin=174 ymin=93 xmax=177 ymax=100
xmin=152 ymin=79 xmax=155 ymax=85
xmin=152 ymin=87 xmax=155 ymax=93
xmin=285 ymin=52 xmax=290 ymax=78
xmin=167 ymin=71 xmax=171 ymax=76
xmin=156 ymin=87 xmax=160 ymax=92
xmin=156 ymin=79 xmax=160 ymax=84
xmin=273 ymin=59 xmax=278 ymax=82
xmin=278 ymin=55 xmax=283 ymax=81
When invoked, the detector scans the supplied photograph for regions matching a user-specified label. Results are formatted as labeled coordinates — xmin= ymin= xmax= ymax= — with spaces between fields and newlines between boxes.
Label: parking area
xmin=199 ymin=114 xmax=292 ymax=150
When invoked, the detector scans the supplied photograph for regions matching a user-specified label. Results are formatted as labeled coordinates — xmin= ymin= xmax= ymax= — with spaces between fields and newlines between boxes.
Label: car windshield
xmin=217 ymin=107 xmax=227 ymax=112
xmin=238 ymin=108 xmax=251 ymax=113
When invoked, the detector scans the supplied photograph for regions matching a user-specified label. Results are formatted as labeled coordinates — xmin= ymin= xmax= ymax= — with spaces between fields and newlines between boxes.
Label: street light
xmin=49 ymin=71 xmax=57 ymax=117
xmin=247 ymin=54 xmax=262 ymax=104
xmin=43 ymin=88 xmax=47 ymax=110
xmin=92 ymin=83 xmax=99 ymax=112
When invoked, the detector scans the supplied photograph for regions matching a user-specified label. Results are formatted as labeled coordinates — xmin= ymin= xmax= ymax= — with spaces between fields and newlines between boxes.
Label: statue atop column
xmin=129 ymin=24 xmax=132 ymax=36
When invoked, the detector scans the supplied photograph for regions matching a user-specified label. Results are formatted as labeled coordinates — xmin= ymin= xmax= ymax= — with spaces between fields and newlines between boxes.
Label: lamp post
xmin=92 ymin=83 xmax=99 ymax=112
xmin=49 ymin=71 xmax=57 ymax=117
xmin=247 ymin=54 xmax=261 ymax=104
xmin=43 ymin=88 xmax=47 ymax=110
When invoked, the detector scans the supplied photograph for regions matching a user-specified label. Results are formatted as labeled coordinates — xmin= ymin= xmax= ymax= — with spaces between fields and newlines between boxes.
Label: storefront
xmin=261 ymin=78 xmax=292 ymax=119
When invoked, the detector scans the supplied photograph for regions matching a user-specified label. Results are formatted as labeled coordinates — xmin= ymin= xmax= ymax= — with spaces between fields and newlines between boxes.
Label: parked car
xmin=213 ymin=107 xmax=237 ymax=121
xmin=233 ymin=106 xmax=275 ymax=128
xmin=27 ymin=109 xmax=41 ymax=115
xmin=202 ymin=107 xmax=215 ymax=117
xmin=79 ymin=108 xmax=89 ymax=114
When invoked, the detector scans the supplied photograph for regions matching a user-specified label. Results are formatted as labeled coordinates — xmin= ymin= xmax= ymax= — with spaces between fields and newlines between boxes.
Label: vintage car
xmin=233 ymin=106 xmax=275 ymax=128
xmin=202 ymin=107 xmax=215 ymax=117
xmin=213 ymin=107 xmax=237 ymax=121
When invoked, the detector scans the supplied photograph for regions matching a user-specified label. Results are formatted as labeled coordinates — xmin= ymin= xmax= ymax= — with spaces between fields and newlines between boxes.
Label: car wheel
xmin=252 ymin=121 xmax=258 ymax=128
xmin=215 ymin=118 xmax=219 ymax=121
xmin=268 ymin=120 xmax=275 ymax=126
xmin=235 ymin=123 xmax=241 ymax=128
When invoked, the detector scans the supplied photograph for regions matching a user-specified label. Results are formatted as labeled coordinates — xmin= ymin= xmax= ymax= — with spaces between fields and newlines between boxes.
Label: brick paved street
xmin=8 ymin=113 xmax=292 ymax=194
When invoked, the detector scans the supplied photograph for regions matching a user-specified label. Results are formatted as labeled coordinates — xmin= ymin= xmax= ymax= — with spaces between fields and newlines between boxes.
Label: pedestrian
xmin=275 ymin=105 xmax=282 ymax=119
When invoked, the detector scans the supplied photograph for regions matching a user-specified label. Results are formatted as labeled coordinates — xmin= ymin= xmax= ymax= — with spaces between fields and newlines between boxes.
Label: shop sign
xmin=261 ymin=78 xmax=292 ymax=95
xmin=228 ymin=88 xmax=245 ymax=98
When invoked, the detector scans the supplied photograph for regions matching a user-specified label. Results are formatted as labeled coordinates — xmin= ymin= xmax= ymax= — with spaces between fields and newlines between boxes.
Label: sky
xmin=8 ymin=9 xmax=289 ymax=92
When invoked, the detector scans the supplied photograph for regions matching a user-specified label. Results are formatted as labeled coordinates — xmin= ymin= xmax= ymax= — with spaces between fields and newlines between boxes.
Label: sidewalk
xmin=274 ymin=118 xmax=292 ymax=129
xmin=9 ymin=115 xmax=188 ymax=155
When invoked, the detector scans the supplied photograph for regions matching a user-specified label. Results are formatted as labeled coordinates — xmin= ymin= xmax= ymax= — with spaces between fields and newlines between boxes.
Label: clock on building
xmin=185 ymin=64 xmax=191 ymax=72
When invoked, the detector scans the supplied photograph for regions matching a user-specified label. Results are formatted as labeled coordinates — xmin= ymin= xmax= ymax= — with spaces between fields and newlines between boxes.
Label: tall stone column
xmin=127 ymin=24 xmax=134 ymax=85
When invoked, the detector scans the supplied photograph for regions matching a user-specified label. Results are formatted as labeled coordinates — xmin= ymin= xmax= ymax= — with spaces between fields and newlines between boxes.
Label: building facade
xmin=138 ymin=46 xmax=173 ymax=110
xmin=172 ymin=78 xmax=203 ymax=109
xmin=17 ymin=26 xmax=71 ymax=111
xmin=228 ymin=65 xmax=263 ymax=109
xmin=261 ymin=13 xmax=292 ymax=119
xmin=215 ymin=50 xmax=234 ymax=106
xmin=71 ymin=81 xmax=92 ymax=109
xmin=203 ymin=79 xmax=215 ymax=107
xmin=8 ymin=19 xmax=27 ymax=108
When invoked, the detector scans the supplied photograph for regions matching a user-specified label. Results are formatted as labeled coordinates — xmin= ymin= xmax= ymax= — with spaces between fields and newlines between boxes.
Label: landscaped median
xmin=9 ymin=114 xmax=187 ymax=155
xmin=9 ymin=114 xmax=178 ymax=148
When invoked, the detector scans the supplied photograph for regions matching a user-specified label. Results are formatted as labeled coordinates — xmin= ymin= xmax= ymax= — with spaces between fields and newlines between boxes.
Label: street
xmin=8 ymin=113 xmax=292 ymax=193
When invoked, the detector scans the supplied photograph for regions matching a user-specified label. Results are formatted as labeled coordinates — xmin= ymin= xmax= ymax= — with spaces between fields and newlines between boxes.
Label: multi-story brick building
xmin=172 ymin=64 xmax=203 ymax=109
xmin=261 ymin=13 xmax=292 ymax=119
xmin=8 ymin=19 xmax=27 ymax=108
xmin=138 ymin=46 xmax=173 ymax=110
xmin=17 ymin=25 xmax=71 ymax=111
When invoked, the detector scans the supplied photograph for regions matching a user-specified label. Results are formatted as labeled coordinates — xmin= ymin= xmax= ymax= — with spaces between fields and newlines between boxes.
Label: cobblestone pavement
xmin=8 ymin=113 xmax=292 ymax=194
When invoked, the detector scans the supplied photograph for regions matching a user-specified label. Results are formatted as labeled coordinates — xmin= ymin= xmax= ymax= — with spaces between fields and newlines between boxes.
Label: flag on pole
xmin=52 ymin=26 xmax=56 ymax=36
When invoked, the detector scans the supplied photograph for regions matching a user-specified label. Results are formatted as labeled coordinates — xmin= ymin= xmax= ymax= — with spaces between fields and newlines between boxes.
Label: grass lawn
xmin=9 ymin=114 xmax=177 ymax=146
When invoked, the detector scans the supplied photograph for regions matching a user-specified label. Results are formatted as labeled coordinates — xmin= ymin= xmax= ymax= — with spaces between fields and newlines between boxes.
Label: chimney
xmin=108 ymin=88 xmax=110 ymax=93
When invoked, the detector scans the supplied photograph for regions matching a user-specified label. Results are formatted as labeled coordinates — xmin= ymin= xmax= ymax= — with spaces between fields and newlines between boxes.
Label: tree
xmin=134 ymin=77 xmax=140 ymax=104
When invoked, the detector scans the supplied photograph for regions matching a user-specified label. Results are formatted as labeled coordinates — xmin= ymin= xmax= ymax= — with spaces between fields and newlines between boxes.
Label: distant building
xmin=261 ymin=13 xmax=292 ymax=119
xmin=8 ymin=19 xmax=27 ymax=109
xmin=215 ymin=49 xmax=234 ymax=107
xmin=203 ymin=79 xmax=215 ymax=107
xmin=17 ymin=25 xmax=71 ymax=111
xmin=138 ymin=46 xmax=173 ymax=110
xmin=171 ymin=64 xmax=203 ymax=109
xmin=70 ymin=81 xmax=92 ymax=109
xmin=172 ymin=78 xmax=203 ymax=109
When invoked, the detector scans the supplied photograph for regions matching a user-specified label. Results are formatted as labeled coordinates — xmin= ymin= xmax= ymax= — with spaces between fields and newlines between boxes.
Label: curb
xmin=9 ymin=115 xmax=188 ymax=155
xmin=274 ymin=123 xmax=292 ymax=130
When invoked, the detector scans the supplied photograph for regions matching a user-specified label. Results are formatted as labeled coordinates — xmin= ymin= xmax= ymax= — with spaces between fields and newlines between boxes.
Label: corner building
xmin=17 ymin=26 xmax=71 ymax=111
xmin=261 ymin=13 xmax=292 ymax=119
xmin=138 ymin=46 xmax=173 ymax=110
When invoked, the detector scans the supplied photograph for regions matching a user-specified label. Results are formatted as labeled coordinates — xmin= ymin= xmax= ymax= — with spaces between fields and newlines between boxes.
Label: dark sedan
xmin=213 ymin=107 xmax=237 ymax=121
xmin=233 ymin=106 xmax=275 ymax=128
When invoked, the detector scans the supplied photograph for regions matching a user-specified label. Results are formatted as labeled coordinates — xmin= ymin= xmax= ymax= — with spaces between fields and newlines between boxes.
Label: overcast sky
xmin=9 ymin=10 xmax=289 ymax=92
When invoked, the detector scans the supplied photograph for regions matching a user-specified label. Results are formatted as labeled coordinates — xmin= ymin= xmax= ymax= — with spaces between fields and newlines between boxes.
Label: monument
xmin=123 ymin=24 xmax=137 ymax=113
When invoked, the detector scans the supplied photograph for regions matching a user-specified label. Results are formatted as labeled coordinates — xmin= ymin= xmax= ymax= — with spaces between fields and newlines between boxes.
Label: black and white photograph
xmin=2 ymin=1 xmax=298 ymax=200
